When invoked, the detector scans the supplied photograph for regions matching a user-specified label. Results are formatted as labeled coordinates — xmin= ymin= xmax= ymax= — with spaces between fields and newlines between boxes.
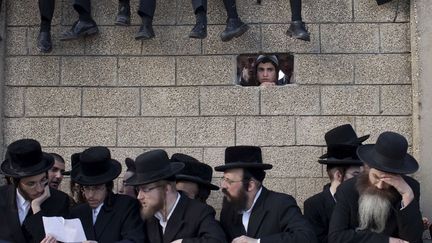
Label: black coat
xmin=0 ymin=185 xmax=70 ymax=243
xmin=70 ymin=193 xmax=145 ymax=243
xmin=144 ymin=193 xmax=226 ymax=243
xmin=328 ymin=176 xmax=423 ymax=243
xmin=304 ymin=183 xmax=335 ymax=243
xmin=220 ymin=186 xmax=317 ymax=243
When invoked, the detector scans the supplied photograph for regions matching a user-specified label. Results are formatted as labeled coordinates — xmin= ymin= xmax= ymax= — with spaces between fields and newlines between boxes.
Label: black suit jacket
xmin=0 ymin=185 xmax=70 ymax=243
xmin=70 ymin=193 xmax=145 ymax=243
xmin=220 ymin=186 xmax=317 ymax=243
xmin=304 ymin=183 xmax=335 ymax=243
xmin=328 ymin=176 xmax=423 ymax=243
xmin=144 ymin=193 xmax=226 ymax=243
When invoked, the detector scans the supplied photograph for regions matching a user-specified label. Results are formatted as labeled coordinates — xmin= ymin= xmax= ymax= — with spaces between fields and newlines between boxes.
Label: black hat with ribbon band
xmin=357 ymin=131 xmax=418 ymax=174
xmin=214 ymin=146 xmax=272 ymax=171
xmin=125 ymin=149 xmax=184 ymax=186
xmin=1 ymin=139 xmax=54 ymax=178
xmin=71 ymin=147 xmax=121 ymax=185
xmin=171 ymin=153 xmax=219 ymax=190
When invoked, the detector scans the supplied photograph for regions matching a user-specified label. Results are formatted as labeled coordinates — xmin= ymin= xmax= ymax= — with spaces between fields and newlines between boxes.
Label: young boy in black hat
xmin=170 ymin=153 xmax=219 ymax=203
xmin=0 ymin=139 xmax=70 ymax=243
xmin=125 ymin=149 xmax=226 ymax=243
xmin=304 ymin=124 xmax=368 ymax=243
xmin=216 ymin=145 xmax=317 ymax=243
xmin=329 ymin=131 xmax=423 ymax=243
xmin=70 ymin=146 xmax=145 ymax=242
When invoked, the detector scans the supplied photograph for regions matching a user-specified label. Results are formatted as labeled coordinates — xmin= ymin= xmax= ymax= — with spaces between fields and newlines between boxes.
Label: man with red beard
xmin=0 ymin=139 xmax=70 ymax=243
xmin=125 ymin=149 xmax=227 ymax=243
xmin=329 ymin=131 xmax=423 ymax=243
xmin=216 ymin=146 xmax=317 ymax=243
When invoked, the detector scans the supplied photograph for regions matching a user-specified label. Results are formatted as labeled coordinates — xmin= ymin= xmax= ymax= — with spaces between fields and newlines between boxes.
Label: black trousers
xmin=39 ymin=0 xmax=55 ymax=22
xmin=73 ymin=0 xmax=91 ymax=14
xmin=290 ymin=0 xmax=302 ymax=21
xmin=138 ymin=0 xmax=206 ymax=18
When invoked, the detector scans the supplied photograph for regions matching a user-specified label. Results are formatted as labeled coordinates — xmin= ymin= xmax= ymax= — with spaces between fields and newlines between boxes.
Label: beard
xmin=222 ymin=187 xmax=248 ymax=213
xmin=139 ymin=191 xmax=165 ymax=220
xmin=356 ymin=173 xmax=399 ymax=233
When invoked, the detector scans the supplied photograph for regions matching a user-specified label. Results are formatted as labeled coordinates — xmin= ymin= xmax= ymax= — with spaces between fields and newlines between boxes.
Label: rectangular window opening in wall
xmin=236 ymin=53 xmax=294 ymax=87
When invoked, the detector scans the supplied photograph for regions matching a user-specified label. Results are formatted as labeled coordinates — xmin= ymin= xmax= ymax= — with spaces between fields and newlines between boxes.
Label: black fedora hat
xmin=125 ymin=149 xmax=184 ymax=186
xmin=1 ymin=139 xmax=54 ymax=178
xmin=214 ymin=146 xmax=272 ymax=171
xmin=357 ymin=131 xmax=419 ymax=174
xmin=171 ymin=153 xmax=219 ymax=190
xmin=319 ymin=124 xmax=369 ymax=165
xmin=62 ymin=152 xmax=81 ymax=176
xmin=125 ymin=157 xmax=136 ymax=173
xmin=71 ymin=147 xmax=121 ymax=185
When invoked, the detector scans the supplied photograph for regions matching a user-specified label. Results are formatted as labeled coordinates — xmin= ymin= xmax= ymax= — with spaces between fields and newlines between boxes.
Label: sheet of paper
xmin=42 ymin=216 xmax=87 ymax=243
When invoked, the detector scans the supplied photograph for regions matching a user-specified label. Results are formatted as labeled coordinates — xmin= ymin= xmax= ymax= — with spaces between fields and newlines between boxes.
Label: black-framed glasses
xmin=135 ymin=184 xmax=164 ymax=194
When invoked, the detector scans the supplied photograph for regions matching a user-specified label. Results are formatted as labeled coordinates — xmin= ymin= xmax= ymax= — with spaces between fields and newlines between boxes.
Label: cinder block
xmin=296 ymin=116 xmax=356 ymax=145
xmin=203 ymin=147 xmax=226 ymax=177
xmin=262 ymin=24 xmax=321 ymax=53
xmin=234 ymin=0 xmax=291 ymax=23
xmin=25 ymin=87 xmax=81 ymax=116
xmin=118 ymin=57 xmax=176 ymax=86
xmin=141 ymin=87 xmax=199 ymax=116
xmin=6 ymin=57 xmax=60 ymax=86
xmin=353 ymin=0 xmax=408 ymax=22
xmin=355 ymin=116 xmax=412 ymax=145
xmin=321 ymin=86 xmax=380 ymax=115
xmin=7 ymin=0 xmax=60 ymax=26
xmin=85 ymin=27 xmax=141 ymax=55
xmin=141 ymin=26 xmax=201 ymax=55
xmin=355 ymin=54 xmax=411 ymax=84
xmin=110 ymin=147 xmax=148 ymax=169
xmin=83 ymin=88 xmax=140 ymax=116
xmin=163 ymin=148 xmax=204 ymax=161
xmin=380 ymin=23 xmax=410 ymax=53
xmin=176 ymin=56 xmax=235 ymax=86
xmin=117 ymin=118 xmax=176 ymax=146
xmin=203 ymin=25 xmax=260 ymax=55
xmin=6 ymin=27 xmax=27 ymax=56
xmin=236 ymin=116 xmax=295 ymax=146
xmin=200 ymin=87 xmax=259 ymax=115
xmin=61 ymin=57 xmax=117 ymax=86
xmin=27 ymin=27 xmax=85 ymax=55
xmin=4 ymin=87 xmax=24 ymax=117
xmin=177 ymin=117 xmax=235 ymax=146
xmin=263 ymin=147 xmax=323 ymax=177
xmin=295 ymin=54 xmax=354 ymax=84
xmin=380 ymin=85 xmax=412 ymax=115
xmin=177 ymin=0 xmax=225 ymax=25
xmin=43 ymin=147 xmax=83 ymax=170
xmin=321 ymin=24 xmax=379 ymax=53
xmin=303 ymin=0 xmax=352 ymax=22
xmin=4 ymin=118 xmax=59 ymax=146
xmin=60 ymin=118 xmax=117 ymax=146
xmin=296 ymin=178 xmax=328 ymax=207
xmin=264 ymin=178 xmax=296 ymax=197
xmin=261 ymin=85 xmax=320 ymax=115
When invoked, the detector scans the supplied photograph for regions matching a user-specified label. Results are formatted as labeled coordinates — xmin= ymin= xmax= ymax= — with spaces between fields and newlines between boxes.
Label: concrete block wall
xmin=2 ymin=0 xmax=412 ymax=211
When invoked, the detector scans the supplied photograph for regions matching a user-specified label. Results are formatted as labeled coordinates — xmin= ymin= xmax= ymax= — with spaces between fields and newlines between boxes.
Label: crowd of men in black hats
xmin=0 ymin=124 xmax=429 ymax=243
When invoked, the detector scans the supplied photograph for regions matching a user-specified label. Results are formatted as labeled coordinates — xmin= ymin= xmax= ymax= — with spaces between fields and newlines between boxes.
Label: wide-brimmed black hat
xmin=357 ymin=131 xmax=419 ymax=174
xmin=1 ymin=139 xmax=54 ymax=178
xmin=171 ymin=153 xmax=219 ymax=190
xmin=319 ymin=124 xmax=369 ymax=165
xmin=71 ymin=147 xmax=121 ymax=185
xmin=125 ymin=158 xmax=136 ymax=173
xmin=62 ymin=152 xmax=81 ymax=176
xmin=214 ymin=146 xmax=272 ymax=171
xmin=125 ymin=149 xmax=184 ymax=186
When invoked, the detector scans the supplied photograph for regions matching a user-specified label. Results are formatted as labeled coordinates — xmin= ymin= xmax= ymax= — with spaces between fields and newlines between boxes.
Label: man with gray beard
xmin=329 ymin=131 xmax=423 ymax=243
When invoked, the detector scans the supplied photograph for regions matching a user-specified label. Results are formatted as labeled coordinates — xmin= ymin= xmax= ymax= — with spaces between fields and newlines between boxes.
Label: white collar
xmin=155 ymin=192 xmax=181 ymax=223
xmin=243 ymin=187 xmax=263 ymax=214
xmin=16 ymin=188 xmax=29 ymax=208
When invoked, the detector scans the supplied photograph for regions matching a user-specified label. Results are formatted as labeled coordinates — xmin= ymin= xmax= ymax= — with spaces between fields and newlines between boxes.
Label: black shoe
xmin=60 ymin=20 xmax=99 ymax=41
xmin=115 ymin=2 xmax=131 ymax=26
xmin=286 ymin=21 xmax=310 ymax=42
xmin=189 ymin=12 xmax=207 ymax=39
xmin=135 ymin=24 xmax=155 ymax=40
xmin=220 ymin=18 xmax=249 ymax=42
xmin=37 ymin=31 xmax=52 ymax=53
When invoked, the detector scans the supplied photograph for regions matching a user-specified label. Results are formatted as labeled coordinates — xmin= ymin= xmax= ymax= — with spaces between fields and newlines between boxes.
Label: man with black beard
xmin=216 ymin=146 xmax=317 ymax=243
xmin=329 ymin=131 xmax=423 ymax=243
xmin=126 ymin=149 xmax=227 ymax=243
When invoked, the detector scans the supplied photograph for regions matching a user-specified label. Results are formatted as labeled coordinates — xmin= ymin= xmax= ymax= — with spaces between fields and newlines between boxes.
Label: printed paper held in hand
xmin=42 ymin=216 xmax=87 ymax=243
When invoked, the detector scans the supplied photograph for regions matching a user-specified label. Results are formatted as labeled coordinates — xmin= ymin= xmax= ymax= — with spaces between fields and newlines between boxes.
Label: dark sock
xmin=141 ymin=15 xmax=153 ymax=26
xmin=290 ymin=0 xmax=302 ymax=21
xmin=40 ymin=18 xmax=51 ymax=32
xmin=195 ymin=6 xmax=205 ymax=15
xmin=75 ymin=6 xmax=93 ymax=22
xmin=119 ymin=0 xmax=130 ymax=5
xmin=222 ymin=0 xmax=239 ymax=19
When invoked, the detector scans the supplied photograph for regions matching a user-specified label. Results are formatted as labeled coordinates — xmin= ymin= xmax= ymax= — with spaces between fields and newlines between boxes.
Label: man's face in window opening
xmin=257 ymin=62 xmax=277 ymax=86
xmin=240 ymin=57 xmax=256 ymax=82
xmin=48 ymin=160 xmax=65 ymax=189
xmin=278 ymin=55 xmax=293 ymax=78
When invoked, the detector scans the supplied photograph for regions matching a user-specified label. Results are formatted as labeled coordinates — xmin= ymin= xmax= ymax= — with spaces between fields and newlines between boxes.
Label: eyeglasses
xmin=81 ymin=185 xmax=106 ymax=193
xmin=220 ymin=177 xmax=245 ymax=186
xmin=135 ymin=184 xmax=164 ymax=194
xmin=21 ymin=178 xmax=48 ymax=189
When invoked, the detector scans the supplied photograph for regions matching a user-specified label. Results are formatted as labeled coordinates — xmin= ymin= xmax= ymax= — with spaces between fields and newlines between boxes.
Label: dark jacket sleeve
xmin=304 ymin=196 xmax=328 ymax=243
xmin=260 ymin=195 xmax=317 ymax=243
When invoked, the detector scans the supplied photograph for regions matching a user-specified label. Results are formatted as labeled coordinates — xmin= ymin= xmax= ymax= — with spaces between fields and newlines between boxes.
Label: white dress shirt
xmin=155 ymin=192 xmax=180 ymax=234
xmin=242 ymin=187 xmax=263 ymax=233
xmin=16 ymin=189 xmax=31 ymax=225
xmin=92 ymin=203 xmax=104 ymax=225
